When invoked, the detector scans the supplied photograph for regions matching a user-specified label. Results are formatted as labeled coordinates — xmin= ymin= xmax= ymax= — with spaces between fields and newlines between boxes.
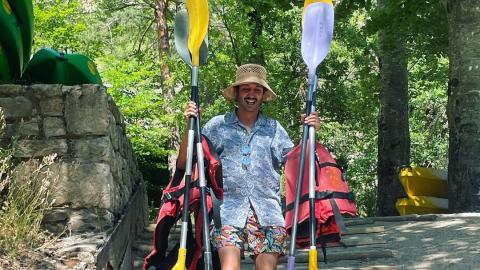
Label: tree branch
xmin=213 ymin=4 xmax=241 ymax=66
xmin=135 ymin=19 xmax=156 ymax=56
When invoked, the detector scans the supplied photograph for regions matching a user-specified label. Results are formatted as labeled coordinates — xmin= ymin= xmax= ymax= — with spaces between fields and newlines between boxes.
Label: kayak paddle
xmin=172 ymin=0 xmax=210 ymax=270
xmin=174 ymin=9 xmax=208 ymax=67
xmin=288 ymin=2 xmax=334 ymax=270
xmin=302 ymin=0 xmax=333 ymax=21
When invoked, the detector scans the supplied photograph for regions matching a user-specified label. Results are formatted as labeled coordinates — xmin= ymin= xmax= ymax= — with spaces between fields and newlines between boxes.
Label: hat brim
xmin=223 ymin=77 xmax=277 ymax=102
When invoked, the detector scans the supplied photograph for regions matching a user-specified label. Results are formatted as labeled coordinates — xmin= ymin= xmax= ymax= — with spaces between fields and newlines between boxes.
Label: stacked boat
xmin=396 ymin=166 xmax=448 ymax=215
xmin=22 ymin=48 xmax=102 ymax=85
xmin=1 ymin=0 xmax=102 ymax=85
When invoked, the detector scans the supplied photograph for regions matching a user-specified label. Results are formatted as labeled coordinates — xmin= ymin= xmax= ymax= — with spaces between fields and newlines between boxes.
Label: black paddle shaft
xmin=288 ymin=81 xmax=317 ymax=256
xmin=192 ymin=69 xmax=213 ymax=270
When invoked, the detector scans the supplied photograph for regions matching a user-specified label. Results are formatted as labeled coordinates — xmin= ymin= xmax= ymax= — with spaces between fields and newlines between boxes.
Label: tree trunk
xmin=376 ymin=0 xmax=410 ymax=216
xmin=247 ymin=8 xmax=265 ymax=65
xmin=154 ymin=0 xmax=180 ymax=176
xmin=446 ymin=0 xmax=480 ymax=212
xmin=155 ymin=0 xmax=171 ymax=84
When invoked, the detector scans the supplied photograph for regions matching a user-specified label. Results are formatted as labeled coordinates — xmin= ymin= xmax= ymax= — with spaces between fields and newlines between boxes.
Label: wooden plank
xmin=344 ymin=225 xmax=385 ymax=235
xmin=372 ymin=214 xmax=438 ymax=222
xmin=284 ymin=234 xmax=386 ymax=249
xmin=273 ymin=264 xmax=397 ymax=270
xmin=328 ymin=234 xmax=386 ymax=248
xmin=344 ymin=214 xmax=438 ymax=226
xmin=345 ymin=218 xmax=375 ymax=226
xmin=168 ymin=229 xmax=387 ymax=246
xmin=166 ymin=225 xmax=385 ymax=236
xmin=242 ymin=247 xmax=393 ymax=264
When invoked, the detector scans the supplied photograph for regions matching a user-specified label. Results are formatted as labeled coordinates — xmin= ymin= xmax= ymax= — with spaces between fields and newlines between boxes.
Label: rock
xmin=14 ymin=139 xmax=68 ymax=158
xmin=65 ymin=85 xmax=109 ymax=136
xmin=31 ymin=84 xmax=63 ymax=99
xmin=0 ymin=96 xmax=33 ymax=119
xmin=68 ymin=209 xmax=114 ymax=233
xmin=40 ymin=97 xmax=64 ymax=116
xmin=19 ymin=117 xmax=40 ymax=137
xmin=0 ymin=84 xmax=25 ymax=96
xmin=71 ymin=136 xmax=114 ymax=165
xmin=50 ymin=162 xmax=116 ymax=210
xmin=44 ymin=117 xmax=67 ymax=138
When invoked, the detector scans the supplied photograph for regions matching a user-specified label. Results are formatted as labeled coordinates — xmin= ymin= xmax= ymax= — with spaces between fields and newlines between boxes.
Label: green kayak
xmin=0 ymin=43 xmax=12 ymax=83
xmin=7 ymin=0 xmax=34 ymax=66
xmin=23 ymin=48 xmax=103 ymax=85
xmin=0 ymin=0 xmax=24 ymax=79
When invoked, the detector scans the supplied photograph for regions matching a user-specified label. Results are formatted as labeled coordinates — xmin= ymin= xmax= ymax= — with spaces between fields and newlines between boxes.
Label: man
xmin=178 ymin=63 xmax=320 ymax=270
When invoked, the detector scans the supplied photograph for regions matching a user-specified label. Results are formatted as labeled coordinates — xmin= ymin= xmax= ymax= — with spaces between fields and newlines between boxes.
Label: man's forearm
xmin=177 ymin=130 xmax=189 ymax=170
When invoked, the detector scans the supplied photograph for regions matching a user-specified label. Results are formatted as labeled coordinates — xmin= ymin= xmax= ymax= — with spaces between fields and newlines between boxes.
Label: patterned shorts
xmin=210 ymin=208 xmax=287 ymax=257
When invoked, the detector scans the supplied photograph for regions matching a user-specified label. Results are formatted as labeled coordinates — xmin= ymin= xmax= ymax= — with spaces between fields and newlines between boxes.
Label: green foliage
xmin=409 ymin=56 xmax=449 ymax=168
xmin=33 ymin=0 xmax=89 ymax=53
xmin=318 ymin=121 xmax=378 ymax=216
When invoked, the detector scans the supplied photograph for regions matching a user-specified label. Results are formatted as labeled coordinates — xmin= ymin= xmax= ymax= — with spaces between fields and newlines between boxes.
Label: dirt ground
xmin=322 ymin=213 xmax=480 ymax=270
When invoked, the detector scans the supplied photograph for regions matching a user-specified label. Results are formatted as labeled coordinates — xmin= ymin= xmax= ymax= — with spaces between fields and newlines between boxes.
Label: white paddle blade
xmin=301 ymin=2 xmax=334 ymax=76
xmin=174 ymin=10 xmax=192 ymax=66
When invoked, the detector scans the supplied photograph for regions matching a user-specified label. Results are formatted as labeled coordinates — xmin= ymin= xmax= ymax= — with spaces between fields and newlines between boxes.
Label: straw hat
xmin=223 ymin=64 xmax=277 ymax=102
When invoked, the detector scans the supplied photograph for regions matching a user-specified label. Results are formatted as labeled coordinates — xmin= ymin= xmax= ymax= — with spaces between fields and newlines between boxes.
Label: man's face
xmin=235 ymin=83 xmax=265 ymax=113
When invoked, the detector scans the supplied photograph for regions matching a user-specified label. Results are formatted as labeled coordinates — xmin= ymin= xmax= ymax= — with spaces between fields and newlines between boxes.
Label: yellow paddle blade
xmin=302 ymin=0 xmax=334 ymax=23
xmin=309 ymin=249 xmax=318 ymax=270
xmin=304 ymin=0 xmax=333 ymax=8
xmin=171 ymin=247 xmax=187 ymax=270
xmin=187 ymin=0 xmax=209 ymax=66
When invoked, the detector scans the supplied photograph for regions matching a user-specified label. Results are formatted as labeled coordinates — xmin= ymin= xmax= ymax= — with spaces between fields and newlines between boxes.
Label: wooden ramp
xmin=133 ymin=217 xmax=395 ymax=269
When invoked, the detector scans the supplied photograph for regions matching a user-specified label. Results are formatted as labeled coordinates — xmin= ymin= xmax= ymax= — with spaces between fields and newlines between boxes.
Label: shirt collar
xmin=225 ymin=110 xmax=267 ymax=128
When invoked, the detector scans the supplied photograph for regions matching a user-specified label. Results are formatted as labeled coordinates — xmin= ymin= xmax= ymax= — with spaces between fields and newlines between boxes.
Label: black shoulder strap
xmin=210 ymin=188 xmax=222 ymax=229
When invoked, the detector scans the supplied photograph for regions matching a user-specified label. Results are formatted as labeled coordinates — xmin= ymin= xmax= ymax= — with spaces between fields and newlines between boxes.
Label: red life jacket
xmin=284 ymin=142 xmax=357 ymax=249
xmin=144 ymin=136 xmax=223 ymax=270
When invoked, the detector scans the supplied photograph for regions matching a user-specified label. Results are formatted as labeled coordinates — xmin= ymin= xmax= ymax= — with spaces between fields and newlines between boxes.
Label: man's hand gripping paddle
xmin=172 ymin=1 xmax=210 ymax=270
xmin=287 ymin=2 xmax=334 ymax=270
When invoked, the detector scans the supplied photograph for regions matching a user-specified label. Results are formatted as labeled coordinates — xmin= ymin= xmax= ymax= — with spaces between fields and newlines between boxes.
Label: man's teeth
xmin=245 ymin=99 xmax=256 ymax=105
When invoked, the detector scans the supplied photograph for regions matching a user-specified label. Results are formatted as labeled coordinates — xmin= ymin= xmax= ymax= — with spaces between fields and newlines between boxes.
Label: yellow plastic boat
xmin=399 ymin=166 xmax=448 ymax=198
xmin=396 ymin=196 xmax=448 ymax=215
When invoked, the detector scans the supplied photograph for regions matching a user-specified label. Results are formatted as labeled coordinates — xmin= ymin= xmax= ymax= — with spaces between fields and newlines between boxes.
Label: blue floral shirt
xmin=202 ymin=111 xmax=294 ymax=228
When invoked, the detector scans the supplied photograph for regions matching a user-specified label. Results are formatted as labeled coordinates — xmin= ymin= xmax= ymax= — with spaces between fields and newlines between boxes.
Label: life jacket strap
xmin=284 ymin=191 xmax=355 ymax=212
xmin=160 ymin=181 xmax=201 ymax=204
xmin=316 ymin=191 xmax=355 ymax=201
xmin=329 ymin=198 xmax=347 ymax=233
xmin=316 ymin=161 xmax=346 ymax=181
xmin=211 ymin=190 xmax=222 ymax=229
xmin=317 ymin=162 xmax=343 ymax=171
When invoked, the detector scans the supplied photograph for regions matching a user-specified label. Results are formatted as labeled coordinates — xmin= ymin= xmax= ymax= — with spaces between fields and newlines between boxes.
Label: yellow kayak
xmin=396 ymin=196 xmax=448 ymax=215
xmin=399 ymin=166 xmax=447 ymax=198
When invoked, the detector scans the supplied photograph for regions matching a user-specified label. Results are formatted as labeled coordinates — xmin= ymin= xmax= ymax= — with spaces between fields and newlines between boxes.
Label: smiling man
xmin=178 ymin=63 xmax=321 ymax=270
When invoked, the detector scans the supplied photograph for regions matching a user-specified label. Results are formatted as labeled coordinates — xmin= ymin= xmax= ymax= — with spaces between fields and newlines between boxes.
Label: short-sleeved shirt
xmin=202 ymin=111 xmax=294 ymax=228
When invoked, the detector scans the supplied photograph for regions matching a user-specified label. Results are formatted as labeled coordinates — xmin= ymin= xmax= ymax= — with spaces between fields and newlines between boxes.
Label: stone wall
xmin=0 ymin=84 xmax=148 ymax=269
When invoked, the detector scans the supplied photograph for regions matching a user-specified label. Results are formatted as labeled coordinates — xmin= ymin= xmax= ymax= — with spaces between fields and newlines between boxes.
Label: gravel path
xmin=373 ymin=213 xmax=480 ymax=270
